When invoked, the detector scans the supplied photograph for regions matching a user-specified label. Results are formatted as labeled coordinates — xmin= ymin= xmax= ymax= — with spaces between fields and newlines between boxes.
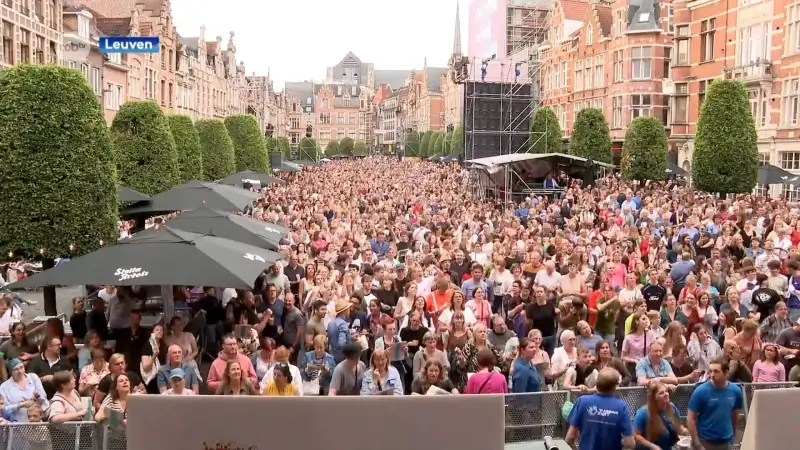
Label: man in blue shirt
xmin=511 ymin=337 xmax=540 ymax=393
xmin=687 ymin=357 xmax=744 ymax=450
xmin=566 ymin=368 xmax=635 ymax=450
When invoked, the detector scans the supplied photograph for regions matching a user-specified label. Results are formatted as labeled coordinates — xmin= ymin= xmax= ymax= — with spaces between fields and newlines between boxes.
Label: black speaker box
xmin=463 ymin=82 xmax=533 ymax=160
xmin=269 ymin=152 xmax=282 ymax=169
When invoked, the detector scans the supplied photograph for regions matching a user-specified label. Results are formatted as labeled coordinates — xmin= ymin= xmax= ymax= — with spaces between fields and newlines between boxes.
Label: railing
xmin=723 ymin=60 xmax=773 ymax=82
xmin=0 ymin=421 xmax=126 ymax=450
xmin=502 ymin=382 xmax=796 ymax=446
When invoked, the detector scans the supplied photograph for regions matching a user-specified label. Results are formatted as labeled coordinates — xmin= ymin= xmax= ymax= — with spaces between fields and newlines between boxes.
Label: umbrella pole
xmin=161 ymin=285 xmax=174 ymax=324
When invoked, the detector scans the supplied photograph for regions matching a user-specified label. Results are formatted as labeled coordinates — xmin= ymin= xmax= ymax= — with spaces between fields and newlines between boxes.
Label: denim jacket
xmin=360 ymin=366 xmax=403 ymax=396
xmin=300 ymin=351 xmax=336 ymax=389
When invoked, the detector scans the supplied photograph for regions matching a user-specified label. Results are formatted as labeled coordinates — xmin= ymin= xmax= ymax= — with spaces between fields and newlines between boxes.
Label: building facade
xmin=540 ymin=0 xmax=672 ymax=159
xmin=326 ymin=51 xmax=374 ymax=87
xmin=285 ymin=81 xmax=315 ymax=150
xmin=402 ymin=63 xmax=446 ymax=133
xmin=313 ymin=83 xmax=368 ymax=150
xmin=0 ymin=0 xmax=62 ymax=68
xmin=62 ymin=8 xmax=103 ymax=104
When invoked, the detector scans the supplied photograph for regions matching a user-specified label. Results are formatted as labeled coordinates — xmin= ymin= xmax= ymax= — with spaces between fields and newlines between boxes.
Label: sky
xmin=171 ymin=0 xmax=467 ymax=89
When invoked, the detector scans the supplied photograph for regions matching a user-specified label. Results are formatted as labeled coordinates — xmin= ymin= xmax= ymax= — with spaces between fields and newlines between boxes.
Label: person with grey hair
xmin=265 ymin=261 xmax=291 ymax=298
xmin=412 ymin=331 xmax=449 ymax=379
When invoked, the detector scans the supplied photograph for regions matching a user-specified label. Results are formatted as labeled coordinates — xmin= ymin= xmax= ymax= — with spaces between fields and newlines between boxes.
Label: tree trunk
xmin=42 ymin=258 xmax=57 ymax=316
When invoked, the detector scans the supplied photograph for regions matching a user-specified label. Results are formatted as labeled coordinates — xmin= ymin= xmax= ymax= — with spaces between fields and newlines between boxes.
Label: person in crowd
xmin=511 ymin=337 xmax=540 ymax=393
xmin=410 ymin=360 xmax=458 ymax=394
xmin=659 ymin=321 xmax=686 ymax=360
xmin=214 ymin=359 xmax=259 ymax=396
xmin=156 ymin=345 xmax=200 ymax=394
xmin=77 ymin=330 xmax=102 ymax=373
xmin=733 ymin=319 xmax=762 ymax=369
xmin=412 ymin=331 xmax=449 ymax=380
xmin=635 ymin=341 xmax=679 ymax=388
xmin=551 ymin=329 xmax=579 ymax=387
xmin=94 ymin=374 xmax=130 ymax=425
xmin=576 ymin=320 xmax=602 ymax=356
xmin=263 ymin=363 xmax=299 ymax=396
xmin=464 ymin=348 xmax=508 ymax=394
xmin=0 ymin=358 xmax=49 ymax=422
xmin=26 ymin=334 xmax=73 ymax=398
xmin=251 ymin=336 xmax=277 ymax=383
xmin=261 ymin=346 xmax=303 ymax=395
xmin=206 ymin=335 xmax=258 ymax=392
xmin=327 ymin=298 xmax=353 ymax=363
xmin=594 ymin=340 xmax=631 ymax=386
xmin=759 ymin=301 xmax=793 ymax=343
xmin=300 ymin=335 xmax=335 ymax=395
xmin=562 ymin=346 xmax=598 ymax=392
xmin=487 ymin=314 xmax=517 ymax=348
xmin=164 ymin=316 xmax=198 ymax=376
xmin=687 ymin=357 xmax=744 ymax=450
xmin=622 ymin=311 xmax=656 ymax=376
xmin=92 ymin=353 xmax=143 ymax=412
xmin=669 ymin=344 xmax=704 ymax=384
xmin=633 ymin=381 xmax=687 ymax=450
xmin=0 ymin=322 xmax=36 ymax=361
xmin=329 ymin=343 xmax=366 ymax=396
xmin=720 ymin=340 xmax=753 ymax=383
xmin=451 ymin=323 xmax=506 ymax=392
xmin=566 ymin=368 xmax=635 ymax=450
xmin=113 ymin=310 xmax=149 ymax=375
xmin=162 ymin=368 xmax=195 ymax=395
xmin=140 ymin=323 xmax=167 ymax=393
xmin=752 ymin=343 xmax=786 ymax=382
xmin=48 ymin=370 xmax=86 ymax=423
xmin=68 ymin=296 xmax=88 ymax=343
xmin=360 ymin=348 xmax=403 ymax=395
xmin=78 ymin=347 xmax=109 ymax=397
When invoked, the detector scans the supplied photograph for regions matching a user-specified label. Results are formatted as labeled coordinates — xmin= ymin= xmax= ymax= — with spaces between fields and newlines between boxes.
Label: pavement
xmin=14 ymin=285 xmax=86 ymax=319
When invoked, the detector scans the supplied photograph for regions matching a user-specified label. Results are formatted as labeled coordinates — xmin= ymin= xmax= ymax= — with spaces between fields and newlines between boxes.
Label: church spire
xmin=452 ymin=0 xmax=462 ymax=57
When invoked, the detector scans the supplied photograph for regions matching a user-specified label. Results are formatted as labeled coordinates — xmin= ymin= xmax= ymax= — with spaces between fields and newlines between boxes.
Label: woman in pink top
xmin=752 ymin=344 xmax=786 ymax=382
xmin=464 ymin=348 xmax=508 ymax=394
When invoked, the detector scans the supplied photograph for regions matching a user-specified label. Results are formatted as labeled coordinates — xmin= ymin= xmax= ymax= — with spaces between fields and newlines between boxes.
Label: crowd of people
xmin=0 ymin=157 xmax=798 ymax=449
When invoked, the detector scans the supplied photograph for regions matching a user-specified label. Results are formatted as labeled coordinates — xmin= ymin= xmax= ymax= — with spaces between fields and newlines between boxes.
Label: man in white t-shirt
xmin=534 ymin=261 xmax=561 ymax=293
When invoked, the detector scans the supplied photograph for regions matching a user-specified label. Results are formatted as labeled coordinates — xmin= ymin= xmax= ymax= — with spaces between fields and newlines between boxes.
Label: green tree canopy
xmin=432 ymin=132 xmax=444 ymax=155
xmin=693 ymin=80 xmax=758 ymax=194
xmin=0 ymin=65 xmax=117 ymax=314
xmin=450 ymin=125 xmax=464 ymax=156
xmin=111 ymin=100 xmax=179 ymax=195
xmin=325 ymin=140 xmax=340 ymax=156
xmin=570 ymin=108 xmax=612 ymax=163
xmin=277 ymin=137 xmax=292 ymax=160
xmin=195 ymin=119 xmax=236 ymax=181
xmin=530 ymin=107 xmax=563 ymax=154
xmin=354 ymin=141 xmax=368 ymax=156
xmin=404 ymin=131 xmax=421 ymax=157
xmin=299 ymin=137 xmax=319 ymax=160
xmin=168 ymin=115 xmax=203 ymax=182
xmin=265 ymin=137 xmax=277 ymax=153
xmin=340 ymin=137 xmax=355 ymax=156
xmin=420 ymin=131 xmax=433 ymax=157
xmin=224 ymin=114 xmax=268 ymax=173
xmin=621 ymin=116 xmax=668 ymax=181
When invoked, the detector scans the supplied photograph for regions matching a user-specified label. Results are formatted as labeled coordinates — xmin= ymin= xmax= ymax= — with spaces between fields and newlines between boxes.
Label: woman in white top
xmin=550 ymin=329 xmax=579 ymax=387
xmin=617 ymin=273 xmax=644 ymax=306
xmin=48 ymin=371 xmax=86 ymax=423
xmin=251 ymin=337 xmax=276 ymax=382
xmin=393 ymin=282 xmax=418 ymax=321
xmin=438 ymin=291 xmax=477 ymax=328
xmin=260 ymin=346 xmax=303 ymax=396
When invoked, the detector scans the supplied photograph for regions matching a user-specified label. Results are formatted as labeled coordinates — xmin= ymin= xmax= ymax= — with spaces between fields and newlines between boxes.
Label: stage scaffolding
xmin=462 ymin=0 xmax=553 ymax=163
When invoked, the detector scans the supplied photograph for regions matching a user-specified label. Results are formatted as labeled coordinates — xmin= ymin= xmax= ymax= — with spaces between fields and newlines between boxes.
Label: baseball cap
xmin=169 ymin=368 xmax=185 ymax=380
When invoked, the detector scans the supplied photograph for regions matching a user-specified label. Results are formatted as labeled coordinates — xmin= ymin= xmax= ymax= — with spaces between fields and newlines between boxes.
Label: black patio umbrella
xmin=4 ymin=227 xmax=281 ymax=290
xmin=117 ymin=186 xmax=151 ymax=203
xmin=165 ymin=206 xmax=284 ymax=251
xmin=119 ymin=181 xmax=259 ymax=218
xmin=758 ymin=164 xmax=800 ymax=185
xmin=665 ymin=161 xmax=688 ymax=177
xmin=218 ymin=170 xmax=286 ymax=187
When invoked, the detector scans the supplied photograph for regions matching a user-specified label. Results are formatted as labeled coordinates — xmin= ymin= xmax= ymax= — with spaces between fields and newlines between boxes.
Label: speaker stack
xmin=463 ymin=82 xmax=533 ymax=160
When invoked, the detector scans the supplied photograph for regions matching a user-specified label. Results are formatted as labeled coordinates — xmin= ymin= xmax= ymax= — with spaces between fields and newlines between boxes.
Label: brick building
xmin=0 ymin=0 xmax=62 ymax=68
xmin=541 ymin=0 xmax=673 ymax=161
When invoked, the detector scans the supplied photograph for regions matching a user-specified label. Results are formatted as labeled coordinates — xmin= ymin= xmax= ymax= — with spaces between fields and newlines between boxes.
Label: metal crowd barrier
xmin=0 ymin=422 xmax=126 ymax=450
xmin=502 ymin=382 xmax=797 ymax=447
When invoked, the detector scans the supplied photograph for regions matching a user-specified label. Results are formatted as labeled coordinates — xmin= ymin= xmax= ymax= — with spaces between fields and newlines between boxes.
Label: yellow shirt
xmin=263 ymin=381 xmax=296 ymax=396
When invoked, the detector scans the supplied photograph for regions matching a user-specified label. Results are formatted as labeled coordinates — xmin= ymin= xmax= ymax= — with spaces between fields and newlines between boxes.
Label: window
xmin=782 ymin=78 xmax=800 ymax=127
xmin=108 ymin=52 xmax=122 ymax=64
xmin=613 ymin=10 xmax=624 ymax=37
xmin=663 ymin=47 xmax=672 ymax=78
xmin=667 ymin=5 xmax=674 ymax=33
xmin=632 ymin=46 xmax=652 ymax=80
xmin=782 ymin=184 xmax=800 ymax=201
xmin=337 ymin=85 xmax=342 ymax=95
xmin=348 ymin=113 xmax=356 ymax=124
xmin=613 ymin=50 xmax=623 ymax=82
xmin=78 ymin=16 xmax=89 ymax=39
xmin=130 ymin=66 xmax=140 ymax=98
xmin=594 ymin=56 xmax=604 ymax=88
xmin=343 ymin=98 xmax=350 ymax=107
xmin=631 ymin=94 xmax=651 ymax=119
xmin=586 ymin=25 xmax=593 ymax=45
xmin=700 ymin=19 xmax=715 ymax=61
xmin=559 ymin=104 xmax=567 ymax=130
xmin=738 ymin=22 xmax=771 ymax=65
xmin=612 ymin=96 xmax=623 ymax=128
xmin=675 ymin=26 xmax=690 ymax=66
xmin=754 ymin=154 xmax=771 ymax=195
xmin=290 ymin=118 xmax=300 ymax=129
xmin=144 ymin=68 xmax=156 ymax=99
xmin=593 ymin=98 xmax=603 ymax=110
xmin=337 ymin=113 xmax=345 ymax=124
xmin=319 ymin=112 xmax=331 ymax=124
xmin=1 ymin=21 xmax=12 ymax=65
xmin=90 ymin=66 xmax=101 ymax=95
xmin=698 ymin=79 xmax=714 ymax=112
xmin=348 ymin=129 xmax=356 ymax=139
xmin=781 ymin=152 xmax=800 ymax=171
xmin=34 ymin=35 xmax=44 ymax=64
xmin=160 ymin=80 xmax=166 ymax=105
xmin=321 ymin=99 xmax=329 ymax=108
xmin=105 ymin=83 xmax=124 ymax=110
xmin=351 ymin=85 xmax=357 ymax=95
xmin=320 ymin=128 xmax=331 ymax=140
xmin=80 ymin=62 xmax=89 ymax=78
xmin=673 ymin=83 xmax=689 ymax=124
xmin=749 ymin=88 xmax=768 ymax=128
xmin=20 ymin=29 xmax=30 ymax=64
xmin=560 ymin=62 xmax=567 ymax=88
xmin=336 ymin=129 xmax=344 ymax=139
xmin=584 ymin=59 xmax=592 ymax=89
xmin=787 ymin=5 xmax=800 ymax=55
xmin=292 ymin=103 xmax=297 ymax=113
xmin=575 ymin=60 xmax=584 ymax=91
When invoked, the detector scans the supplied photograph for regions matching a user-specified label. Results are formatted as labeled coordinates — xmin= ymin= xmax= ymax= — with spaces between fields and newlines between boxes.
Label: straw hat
xmin=334 ymin=298 xmax=352 ymax=315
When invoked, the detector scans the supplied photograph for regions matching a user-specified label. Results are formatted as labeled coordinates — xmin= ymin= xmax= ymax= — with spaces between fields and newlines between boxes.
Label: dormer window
xmin=586 ymin=25 xmax=593 ymax=45
xmin=638 ymin=12 xmax=650 ymax=23
xmin=78 ymin=15 xmax=89 ymax=39
xmin=337 ymin=85 xmax=342 ymax=95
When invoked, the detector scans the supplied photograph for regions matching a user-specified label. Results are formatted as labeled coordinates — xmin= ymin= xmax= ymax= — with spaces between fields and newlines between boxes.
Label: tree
xmin=340 ymin=137 xmax=355 ymax=156
xmin=0 ymin=65 xmax=117 ymax=314
xmin=419 ymin=131 xmax=433 ymax=157
xmin=450 ymin=125 xmax=464 ymax=156
xmin=432 ymin=132 xmax=444 ymax=155
xmin=404 ymin=131 xmax=421 ymax=157
xmin=265 ymin=137 xmax=277 ymax=153
xmin=299 ymin=137 xmax=319 ymax=160
xmin=224 ymin=115 xmax=268 ymax=173
xmin=277 ymin=137 xmax=292 ymax=160
xmin=354 ymin=141 xmax=368 ymax=156
xmin=111 ymin=100 xmax=179 ymax=195
xmin=530 ymin=107 xmax=563 ymax=154
xmin=196 ymin=119 xmax=236 ymax=181
xmin=621 ymin=116 xmax=668 ymax=181
xmin=693 ymin=80 xmax=758 ymax=194
xmin=325 ymin=140 xmax=340 ymax=156
xmin=570 ymin=108 xmax=612 ymax=163
xmin=168 ymin=115 xmax=203 ymax=182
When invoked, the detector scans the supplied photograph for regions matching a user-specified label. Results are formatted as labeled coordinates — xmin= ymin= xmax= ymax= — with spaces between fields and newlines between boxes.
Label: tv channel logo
xmin=62 ymin=34 xmax=92 ymax=63
xmin=99 ymin=36 xmax=160 ymax=54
